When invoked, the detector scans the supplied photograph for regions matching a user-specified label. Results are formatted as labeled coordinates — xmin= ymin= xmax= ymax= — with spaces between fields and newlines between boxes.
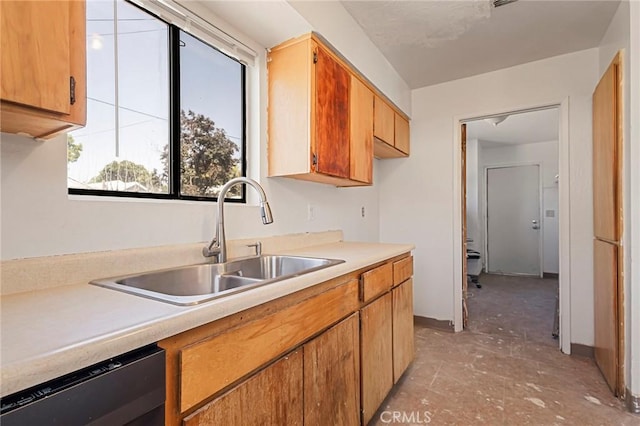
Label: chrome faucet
xmin=203 ymin=177 xmax=273 ymax=263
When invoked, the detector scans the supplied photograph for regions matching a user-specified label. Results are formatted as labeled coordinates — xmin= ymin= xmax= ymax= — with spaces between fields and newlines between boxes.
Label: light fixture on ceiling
xmin=484 ymin=115 xmax=509 ymax=126
xmin=493 ymin=0 xmax=518 ymax=8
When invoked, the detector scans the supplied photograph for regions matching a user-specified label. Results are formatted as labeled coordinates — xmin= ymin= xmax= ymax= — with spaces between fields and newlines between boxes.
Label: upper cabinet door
xmin=592 ymin=58 xmax=620 ymax=241
xmin=349 ymin=76 xmax=373 ymax=184
xmin=1 ymin=1 xmax=71 ymax=114
xmin=395 ymin=114 xmax=410 ymax=155
xmin=373 ymin=95 xmax=394 ymax=145
xmin=1 ymin=0 xmax=85 ymax=139
xmin=314 ymin=45 xmax=350 ymax=179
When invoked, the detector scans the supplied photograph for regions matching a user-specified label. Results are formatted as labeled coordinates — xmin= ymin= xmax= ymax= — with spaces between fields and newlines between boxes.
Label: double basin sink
xmin=91 ymin=255 xmax=344 ymax=306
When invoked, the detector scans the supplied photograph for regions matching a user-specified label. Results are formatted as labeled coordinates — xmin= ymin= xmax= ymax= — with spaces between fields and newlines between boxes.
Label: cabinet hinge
xmin=312 ymin=153 xmax=318 ymax=167
xmin=70 ymin=76 xmax=76 ymax=105
xmin=313 ymin=51 xmax=318 ymax=64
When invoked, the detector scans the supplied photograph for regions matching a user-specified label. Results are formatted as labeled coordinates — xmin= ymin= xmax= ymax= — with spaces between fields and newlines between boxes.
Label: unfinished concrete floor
xmin=372 ymin=274 xmax=639 ymax=425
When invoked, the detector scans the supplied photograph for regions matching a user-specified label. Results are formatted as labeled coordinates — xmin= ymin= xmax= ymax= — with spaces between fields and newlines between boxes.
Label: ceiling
xmin=341 ymin=0 xmax=620 ymax=89
xmin=466 ymin=107 xmax=559 ymax=147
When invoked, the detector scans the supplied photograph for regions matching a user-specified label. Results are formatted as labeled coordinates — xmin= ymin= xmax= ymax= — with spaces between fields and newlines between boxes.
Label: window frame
xmin=68 ymin=0 xmax=247 ymax=203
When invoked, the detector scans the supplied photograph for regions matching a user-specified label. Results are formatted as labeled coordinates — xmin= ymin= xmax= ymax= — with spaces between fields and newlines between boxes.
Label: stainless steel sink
xmin=91 ymin=255 xmax=344 ymax=306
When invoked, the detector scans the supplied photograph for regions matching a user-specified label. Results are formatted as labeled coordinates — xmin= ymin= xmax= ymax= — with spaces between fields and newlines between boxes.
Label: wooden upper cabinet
xmin=395 ymin=114 xmax=410 ymax=155
xmin=373 ymin=95 xmax=394 ymax=146
xmin=373 ymin=95 xmax=410 ymax=159
xmin=268 ymin=33 xmax=409 ymax=186
xmin=349 ymin=76 xmax=373 ymax=184
xmin=314 ymin=45 xmax=350 ymax=180
xmin=268 ymin=34 xmax=367 ymax=187
xmin=0 ymin=0 xmax=86 ymax=139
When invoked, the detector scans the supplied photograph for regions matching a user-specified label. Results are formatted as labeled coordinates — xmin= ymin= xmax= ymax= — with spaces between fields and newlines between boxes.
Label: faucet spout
xmin=203 ymin=177 xmax=273 ymax=263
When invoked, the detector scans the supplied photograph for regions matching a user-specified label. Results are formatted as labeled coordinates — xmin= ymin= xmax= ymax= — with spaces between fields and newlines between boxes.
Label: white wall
xmin=287 ymin=0 xmax=411 ymax=114
xmin=479 ymin=140 xmax=559 ymax=274
xmin=0 ymin=132 xmax=381 ymax=259
xmin=0 ymin=1 xmax=411 ymax=262
xmin=379 ymin=49 xmax=599 ymax=345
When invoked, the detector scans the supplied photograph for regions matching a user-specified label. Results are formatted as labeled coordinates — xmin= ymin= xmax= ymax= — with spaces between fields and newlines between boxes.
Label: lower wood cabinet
xmin=360 ymin=293 xmax=393 ymax=424
xmin=183 ymin=350 xmax=304 ymax=426
xmin=393 ymin=278 xmax=414 ymax=383
xmin=303 ymin=313 xmax=360 ymax=426
xmin=160 ymin=253 xmax=414 ymax=426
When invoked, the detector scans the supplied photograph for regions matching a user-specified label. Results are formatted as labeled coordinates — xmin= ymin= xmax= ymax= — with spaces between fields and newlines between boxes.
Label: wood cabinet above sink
xmin=267 ymin=33 xmax=410 ymax=187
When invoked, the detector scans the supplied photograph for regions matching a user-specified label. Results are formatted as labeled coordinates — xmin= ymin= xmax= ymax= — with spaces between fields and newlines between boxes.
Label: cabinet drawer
xmin=361 ymin=262 xmax=392 ymax=303
xmin=393 ymin=256 xmax=413 ymax=287
xmin=179 ymin=279 xmax=359 ymax=412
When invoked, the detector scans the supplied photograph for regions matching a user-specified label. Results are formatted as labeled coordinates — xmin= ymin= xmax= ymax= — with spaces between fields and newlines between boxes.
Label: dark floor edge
xmin=570 ymin=343 xmax=594 ymax=359
xmin=414 ymin=315 xmax=454 ymax=333
xmin=626 ymin=389 xmax=640 ymax=414
xmin=543 ymin=272 xmax=559 ymax=279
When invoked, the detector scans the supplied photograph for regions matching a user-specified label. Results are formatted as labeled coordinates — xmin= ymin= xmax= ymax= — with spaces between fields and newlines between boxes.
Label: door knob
xmin=532 ymin=219 xmax=540 ymax=230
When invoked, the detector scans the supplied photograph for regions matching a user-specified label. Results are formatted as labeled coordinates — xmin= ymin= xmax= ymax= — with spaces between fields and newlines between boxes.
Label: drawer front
xmin=179 ymin=279 xmax=359 ymax=412
xmin=361 ymin=262 xmax=392 ymax=303
xmin=393 ymin=255 xmax=413 ymax=287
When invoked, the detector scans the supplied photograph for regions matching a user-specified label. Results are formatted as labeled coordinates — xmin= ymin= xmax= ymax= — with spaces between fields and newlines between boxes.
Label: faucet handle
xmin=247 ymin=241 xmax=262 ymax=256
xmin=203 ymin=237 xmax=221 ymax=259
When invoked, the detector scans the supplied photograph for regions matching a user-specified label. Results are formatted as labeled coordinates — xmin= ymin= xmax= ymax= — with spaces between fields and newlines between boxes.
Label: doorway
xmin=486 ymin=164 xmax=541 ymax=276
xmin=460 ymin=107 xmax=560 ymax=345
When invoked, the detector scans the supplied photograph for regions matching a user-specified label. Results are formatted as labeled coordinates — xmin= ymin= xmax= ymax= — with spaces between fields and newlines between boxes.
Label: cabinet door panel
xmin=395 ymin=114 xmax=410 ymax=155
xmin=314 ymin=46 xmax=350 ymax=179
xmin=393 ymin=278 xmax=414 ymax=383
xmin=373 ymin=96 xmax=394 ymax=145
xmin=304 ymin=313 xmax=360 ymax=426
xmin=592 ymin=60 xmax=619 ymax=241
xmin=349 ymin=76 xmax=373 ymax=184
xmin=361 ymin=293 xmax=393 ymax=424
xmin=183 ymin=350 xmax=303 ymax=426
xmin=1 ymin=1 xmax=70 ymax=114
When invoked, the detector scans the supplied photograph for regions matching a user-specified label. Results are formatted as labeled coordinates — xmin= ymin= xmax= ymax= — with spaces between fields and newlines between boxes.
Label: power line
xmin=90 ymin=28 xmax=167 ymax=37
xmin=88 ymin=96 xmax=169 ymax=121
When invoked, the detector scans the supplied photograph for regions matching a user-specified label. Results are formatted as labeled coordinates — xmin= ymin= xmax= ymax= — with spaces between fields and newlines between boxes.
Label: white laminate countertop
xmin=0 ymin=241 xmax=413 ymax=397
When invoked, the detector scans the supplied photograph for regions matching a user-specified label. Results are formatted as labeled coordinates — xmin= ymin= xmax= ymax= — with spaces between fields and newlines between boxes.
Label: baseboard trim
xmin=543 ymin=272 xmax=559 ymax=279
xmin=626 ymin=389 xmax=640 ymax=414
xmin=414 ymin=315 xmax=455 ymax=333
xmin=570 ymin=343 xmax=594 ymax=359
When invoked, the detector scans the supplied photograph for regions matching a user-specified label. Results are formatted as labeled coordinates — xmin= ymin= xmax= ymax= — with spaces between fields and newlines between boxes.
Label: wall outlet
xmin=307 ymin=203 xmax=315 ymax=221
xmin=361 ymin=206 xmax=365 ymax=218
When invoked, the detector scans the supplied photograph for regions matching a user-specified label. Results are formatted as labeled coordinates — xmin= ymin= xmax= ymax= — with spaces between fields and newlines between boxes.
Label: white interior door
xmin=487 ymin=165 xmax=541 ymax=276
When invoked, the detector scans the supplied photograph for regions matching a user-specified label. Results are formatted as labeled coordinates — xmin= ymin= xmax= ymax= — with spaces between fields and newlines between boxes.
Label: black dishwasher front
xmin=0 ymin=344 xmax=165 ymax=426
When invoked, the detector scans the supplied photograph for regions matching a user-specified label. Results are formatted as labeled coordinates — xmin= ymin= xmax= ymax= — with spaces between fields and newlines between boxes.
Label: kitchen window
xmin=68 ymin=0 xmax=246 ymax=201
